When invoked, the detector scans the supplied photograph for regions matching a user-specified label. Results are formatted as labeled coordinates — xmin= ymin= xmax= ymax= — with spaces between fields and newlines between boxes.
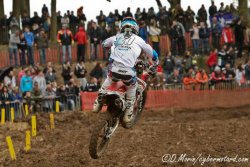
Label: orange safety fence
xmin=80 ymin=89 xmax=250 ymax=111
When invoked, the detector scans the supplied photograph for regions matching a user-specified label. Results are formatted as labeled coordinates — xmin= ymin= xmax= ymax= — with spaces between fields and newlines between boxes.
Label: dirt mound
xmin=1 ymin=106 xmax=250 ymax=167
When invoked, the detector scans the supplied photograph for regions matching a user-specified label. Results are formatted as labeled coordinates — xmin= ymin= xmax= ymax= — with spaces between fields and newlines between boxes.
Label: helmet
xmin=120 ymin=17 xmax=139 ymax=35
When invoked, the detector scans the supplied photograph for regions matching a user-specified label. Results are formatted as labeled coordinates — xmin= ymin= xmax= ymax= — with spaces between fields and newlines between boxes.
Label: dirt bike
xmin=89 ymin=60 xmax=153 ymax=159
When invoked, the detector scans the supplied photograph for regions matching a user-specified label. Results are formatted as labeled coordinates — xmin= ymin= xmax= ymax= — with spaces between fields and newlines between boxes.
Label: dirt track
xmin=1 ymin=106 xmax=250 ymax=167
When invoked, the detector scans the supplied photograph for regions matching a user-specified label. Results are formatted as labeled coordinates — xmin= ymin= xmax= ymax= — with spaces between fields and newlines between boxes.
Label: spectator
xmin=234 ymin=18 xmax=244 ymax=58
xmin=182 ymin=51 xmax=193 ymax=72
xmin=18 ymin=31 xmax=27 ymax=66
xmin=90 ymin=62 xmax=103 ymax=83
xmin=135 ymin=8 xmax=142 ymax=21
xmin=43 ymin=61 xmax=56 ymax=74
xmin=124 ymin=7 xmax=133 ymax=17
xmin=207 ymin=48 xmax=218 ymax=72
xmin=62 ymin=62 xmax=73 ymax=85
xmin=11 ymin=86 xmax=22 ymax=119
xmin=219 ymin=2 xmax=225 ymax=13
xmin=199 ymin=22 xmax=210 ymax=55
xmin=246 ymin=24 xmax=250 ymax=56
xmin=221 ymin=23 xmax=234 ymax=46
xmin=148 ymin=19 xmax=161 ymax=55
xmin=167 ymin=69 xmax=182 ymax=85
xmin=85 ymin=77 xmax=100 ymax=92
xmin=0 ymin=86 xmax=12 ymax=120
xmin=210 ymin=66 xmax=225 ymax=88
xmin=33 ymin=70 xmax=46 ymax=93
xmin=190 ymin=23 xmax=200 ymax=56
xmin=169 ymin=20 xmax=185 ymax=56
xmin=195 ymin=69 xmax=208 ymax=90
xmin=77 ymin=6 xmax=87 ymax=25
xmin=75 ymin=26 xmax=87 ymax=62
xmin=157 ymin=7 xmax=170 ymax=34
xmin=224 ymin=63 xmax=236 ymax=81
xmin=183 ymin=68 xmax=197 ymax=90
xmin=45 ymin=67 xmax=57 ymax=84
xmin=225 ymin=46 xmax=235 ymax=67
xmin=96 ymin=10 xmax=106 ymax=29
xmin=4 ymin=70 xmax=16 ymax=88
xmin=20 ymin=69 xmax=33 ymax=94
xmin=43 ymin=84 xmax=56 ymax=112
xmin=74 ymin=61 xmax=87 ymax=91
xmin=31 ymin=82 xmax=43 ymax=112
xmin=211 ymin=17 xmax=222 ymax=49
xmin=24 ymin=27 xmax=35 ymax=65
xmin=57 ymin=24 xmax=74 ymax=63
xmin=10 ymin=17 xmax=19 ymax=33
xmin=185 ymin=6 xmax=195 ymax=31
xmin=9 ymin=30 xmax=20 ymax=66
xmin=69 ymin=11 xmax=77 ymax=29
xmin=57 ymin=11 xmax=62 ymax=29
xmin=102 ymin=26 xmax=113 ymax=60
xmin=197 ymin=4 xmax=207 ymax=23
xmin=209 ymin=1 xmax=217 ymax=17
xmin=88 ymin=22 xmax=102 ymax=61
xmin=138 ymin=21 xmax=148 ymax=42
xmin=30 ymin=12 xmax=42 ymax=26
xmin=218 ymin=45 xmax=227 ymax=68
xmin=35 ymin=29 xmax=49 ymax=65
xmin=235 ymin=63 xmax=245 ymax=86
xmin=162 ymin=51 xmax=175 ymax=82
xmin=21 ymin=11 xmax=31 ymax=28
xmin=42 ymin=4 xmax=49 ymax=15
xmin=175 ymin=5 xmax=185 ymax=25
xmin=61 ymin=13 xmax=70 ymax=27
xmin=245 ymin=59 xmax=250 ymax=84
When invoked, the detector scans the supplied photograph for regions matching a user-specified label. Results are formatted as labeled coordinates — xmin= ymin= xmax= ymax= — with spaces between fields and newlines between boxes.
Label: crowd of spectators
xmin=0 ymin=1 xmax=250 ymax=95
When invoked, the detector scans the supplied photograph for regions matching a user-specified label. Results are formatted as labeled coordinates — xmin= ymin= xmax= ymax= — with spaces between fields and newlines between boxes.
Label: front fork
xmin=105 ymin=118 xmax=119 ymax=139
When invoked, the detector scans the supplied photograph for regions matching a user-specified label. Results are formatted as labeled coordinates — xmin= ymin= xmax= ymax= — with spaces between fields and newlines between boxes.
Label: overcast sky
xmin=4 ymin=0 xmax=234 ymax=20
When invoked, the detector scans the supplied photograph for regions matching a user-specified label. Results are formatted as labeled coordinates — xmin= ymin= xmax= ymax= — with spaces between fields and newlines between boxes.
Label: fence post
xmin=1 ymin=108 xmax=5 ymax=124
xmin=31 ymin=116 xmax=37 ymax=137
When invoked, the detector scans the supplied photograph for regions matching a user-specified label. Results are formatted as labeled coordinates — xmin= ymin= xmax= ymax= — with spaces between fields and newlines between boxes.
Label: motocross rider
xmin=93 ymin=17 xmax=159 ymax=123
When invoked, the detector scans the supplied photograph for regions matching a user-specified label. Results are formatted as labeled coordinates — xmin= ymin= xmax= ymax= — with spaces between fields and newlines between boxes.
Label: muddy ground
xmin=0 ymin=106 xmax=250 ymax=167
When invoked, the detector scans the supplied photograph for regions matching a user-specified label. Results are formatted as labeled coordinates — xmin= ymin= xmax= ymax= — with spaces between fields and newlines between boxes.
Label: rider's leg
xmin=123 ymin=78 xmax=138 ymax=123
xmin=92 ymin=76 xmax=113 ymax=112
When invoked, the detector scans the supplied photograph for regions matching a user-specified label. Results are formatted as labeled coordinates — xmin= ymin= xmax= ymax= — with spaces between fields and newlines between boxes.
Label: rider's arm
xmin=102 ymin=36 xmax=116 ymax=48
xmin=137 ymin=38 xmax=159 ymax=66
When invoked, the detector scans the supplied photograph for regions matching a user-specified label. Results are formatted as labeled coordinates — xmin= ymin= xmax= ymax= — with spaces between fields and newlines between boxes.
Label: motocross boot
xmin=123 ymin=98 xmax=136 ymax=123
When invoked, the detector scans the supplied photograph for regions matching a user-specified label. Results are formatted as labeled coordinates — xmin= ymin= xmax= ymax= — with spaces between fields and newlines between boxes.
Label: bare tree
xmin=50 ymin=0 xmax=57 ymax=43
xmin=13 ymin=0 xmax=20 ymax=19
xmin=21 ymin=0 xmax=30 ymax=16
xmin=167 ymin=0 xmax=181 ymax=9
xmin=238 ymin=0 xmax=249 ymax=23
xmin=155 ymin=0 xmax=163 ymax=9
xmin=0 ymin=0 xmax=4 ymax=19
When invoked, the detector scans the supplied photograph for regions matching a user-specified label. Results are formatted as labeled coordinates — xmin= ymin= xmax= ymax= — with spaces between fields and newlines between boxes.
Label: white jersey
xmin=102 ymin=33 xmax=155 ymax=68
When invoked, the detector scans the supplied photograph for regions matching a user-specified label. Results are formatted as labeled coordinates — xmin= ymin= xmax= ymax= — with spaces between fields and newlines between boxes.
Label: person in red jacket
xmin=207 ymin=48 xmax=218 ymax=72
xmin=75 ymin=26 xmax=87 ymax=62
xmin=221 ymin=23 xmax=234 ymax=46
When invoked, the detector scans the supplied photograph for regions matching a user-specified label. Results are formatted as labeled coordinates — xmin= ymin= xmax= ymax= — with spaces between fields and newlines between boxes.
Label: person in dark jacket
xmin=245 ymin=59 xmax=250 ymax=84
xmin=57 ymin=24 xmax=74 ymax=63
xmin=74 ymin=61 xmax=87 ymax=91
xmin=234 ymin=18 xmax=245 ymax=58
xmin=163 ymin=52 xmax=175 ymax=82
xmin=88 ymin=22 xmax=102 ymax=61
xmin=90 ymin=62 xmax=103 ymax=84
xmin=199 ymin=22 xmax=210 ymax=55
xmin=197 ymin=5 xmax=207 ymax=22
xmin=102 ymin=26 xmax=113 ymax=60
xmin=211 ymin=17 xmax=222 ymax=49
xmin=0 ymin=86 xmax=12 ymax=120
xmin=61 ymin=62 xmax=73 ymax=85
xmin=18 ymin=31 xmax=27 ymax=66
xmin=209 ymin=1 xmax=217 ymax=17
xmin=75 ymin=26 xmax=87 ymax=62
xmin=85 ymin=78 xmax=100 ymax=92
